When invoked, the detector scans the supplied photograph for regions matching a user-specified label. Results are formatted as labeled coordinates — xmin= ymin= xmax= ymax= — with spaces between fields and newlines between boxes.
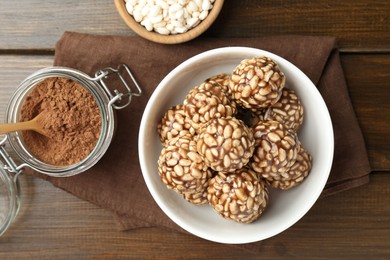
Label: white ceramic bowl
xmin=139 ymin=47 xmax=334 ymax=244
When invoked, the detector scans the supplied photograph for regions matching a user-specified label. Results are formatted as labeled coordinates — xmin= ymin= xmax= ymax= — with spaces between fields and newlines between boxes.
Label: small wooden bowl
xmin=114 ymin=0 xmax=224 ymax=44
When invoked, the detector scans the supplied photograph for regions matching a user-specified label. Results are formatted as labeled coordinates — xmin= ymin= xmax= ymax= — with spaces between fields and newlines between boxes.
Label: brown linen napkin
xmin=31 ymin=32 xmax=370 ymax=247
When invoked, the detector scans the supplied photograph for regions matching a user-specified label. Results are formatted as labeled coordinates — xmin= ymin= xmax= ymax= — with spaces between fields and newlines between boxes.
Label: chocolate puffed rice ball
xmin=265 ymin=88 xmax=304 ymax=132
xmin=158 ymin=134 xmax=213 ymax=199
xmin=207 ymin=167 xmax=269 ymax=224
xmin=184 ymin=80 xmax=237 ymax=132
xmin=157 ymin=104 xmax=195 ymax=144
xmin=229 ymin=56 xmax=286 ymax=110
xmin=250 ymin=121 xmax=299 ymax=179
xmin=204 ymin=73 xmax=231 ymax=95
xmin=196 ymin=117 xmax=255 ymax=173
xmin=267 ymin=144 xmax=312 ymax=190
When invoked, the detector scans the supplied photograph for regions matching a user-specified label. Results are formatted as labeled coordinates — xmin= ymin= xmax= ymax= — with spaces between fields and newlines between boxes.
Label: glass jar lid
xmin=0 ymin=160 xmax=20 ymax=237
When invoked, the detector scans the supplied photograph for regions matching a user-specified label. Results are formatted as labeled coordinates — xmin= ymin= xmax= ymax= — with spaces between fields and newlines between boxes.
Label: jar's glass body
xmin=0 ymin=162 xmax=20 ymax=237
xmin=5 ymin=67 xmax=116 ymax=177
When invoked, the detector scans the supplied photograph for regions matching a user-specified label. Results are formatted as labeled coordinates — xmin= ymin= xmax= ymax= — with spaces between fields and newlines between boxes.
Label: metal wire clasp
xmin=94 ymin=64 xmax=142 ymax=110
xmin=0 ymin=136 xmax=23 ymax=182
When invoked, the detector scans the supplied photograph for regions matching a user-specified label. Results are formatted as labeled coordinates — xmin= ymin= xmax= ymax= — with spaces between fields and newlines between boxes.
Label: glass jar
xmin=0 ymin=64 xmax=141 ymax=236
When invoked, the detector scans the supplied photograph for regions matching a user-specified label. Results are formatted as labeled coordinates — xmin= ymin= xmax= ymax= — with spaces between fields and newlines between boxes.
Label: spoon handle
xmin=0 ymin=121 xmax=37 ymax=135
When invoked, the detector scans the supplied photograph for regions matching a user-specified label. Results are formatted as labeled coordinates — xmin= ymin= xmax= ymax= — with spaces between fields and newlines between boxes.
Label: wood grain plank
xmin=342 ymin=54 xmax=390 ymax=170
xmin=0 ymin=0 xmax=132 ymax=50
xmin=0 ymin=172 xmax=388 ymax=259
xmin=211 ymin=0 xmax=390 ymax=52
xmin=0 ymin=0 xmax=389 ymax=51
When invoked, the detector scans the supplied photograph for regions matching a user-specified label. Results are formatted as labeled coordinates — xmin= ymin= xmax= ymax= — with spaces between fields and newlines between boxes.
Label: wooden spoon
xmin=0 ymin=113 xmax=47 ymax=136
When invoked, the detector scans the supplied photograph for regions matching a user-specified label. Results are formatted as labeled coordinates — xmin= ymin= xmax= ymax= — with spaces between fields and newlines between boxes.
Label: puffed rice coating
xmin=207 ymin=168 xmax=269 ymax=223
xmin=229 ymin=56 xmax=286 ymax=110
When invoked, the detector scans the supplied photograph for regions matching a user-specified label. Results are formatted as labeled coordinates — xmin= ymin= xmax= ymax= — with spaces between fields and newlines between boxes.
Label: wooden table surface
xmin=0 ymin=0 xmax=389 ymax=259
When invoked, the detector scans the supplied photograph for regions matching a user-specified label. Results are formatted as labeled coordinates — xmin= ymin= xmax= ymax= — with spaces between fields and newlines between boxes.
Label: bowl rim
xmin=138 ymin=47 xmax=334 ymax=244
xmin=114 ymin=0 xmax=225 ymax=44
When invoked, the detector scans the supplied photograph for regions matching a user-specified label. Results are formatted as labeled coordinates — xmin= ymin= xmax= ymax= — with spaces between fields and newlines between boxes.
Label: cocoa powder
xmin=20 ymin=77 xmax=102 ymax=166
